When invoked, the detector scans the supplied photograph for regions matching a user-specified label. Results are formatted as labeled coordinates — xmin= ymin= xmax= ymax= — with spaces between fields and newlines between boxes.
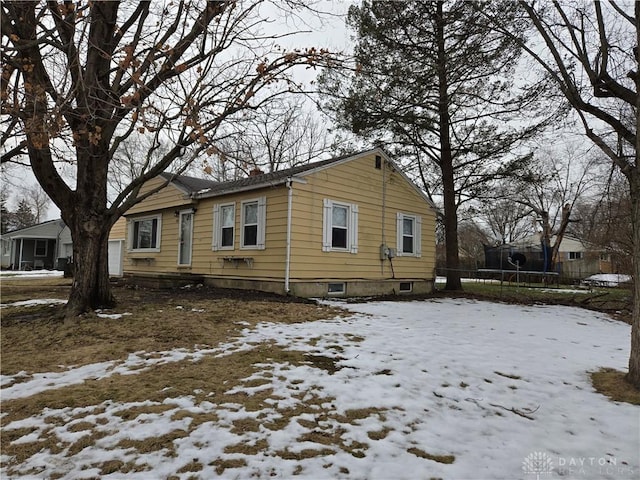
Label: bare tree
xmin=478 ymin=196 xmax=534 ymax=245
xmin=203 ymin=98 xmax=335 ymax=179
xmin=514 ymin=149 xmax=602 ymax=271
xmin=24 ymin=183 xmax=51 ymax=223
xmin=457 ymin=219 xmax=493 ymax=270
xmin=481 ymin=1 xmax=639 ymax=386
xmin=1 ymin=1 xmax=339 ymax=315
xmin=571 ymin=170 xmax=632 ymax=274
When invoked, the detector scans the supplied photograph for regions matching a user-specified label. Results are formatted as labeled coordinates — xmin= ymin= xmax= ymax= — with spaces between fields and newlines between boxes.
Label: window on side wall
xmin=397 ymin=213 xmax=422 ymax=257
xmin=212 ymin=203 xmax=235 ymax=251
xmin=322 ymin=199 xmax=358 ymax=253
xmin=129 ymin=215 xmax=161 ymax=251
xmin=241 ymin=197 xmax=266 ymax=250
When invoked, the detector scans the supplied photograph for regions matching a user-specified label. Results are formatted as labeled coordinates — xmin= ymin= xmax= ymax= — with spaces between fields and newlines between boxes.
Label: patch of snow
xmin=0 ymin=269 xmax=63 ymax=278
xmin=95 ymin=312 xmax=132 ymax=319
xmin=584 ymin=274 xmax=632 ymax=287
xmin=0 ymin=298 xmax=67 ymax=308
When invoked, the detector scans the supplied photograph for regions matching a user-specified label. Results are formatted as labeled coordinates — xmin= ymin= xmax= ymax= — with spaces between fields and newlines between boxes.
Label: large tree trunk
xmin=435 ymin=2 xmax=462 ymax=291
xmin=66 ymin=213 xmax=115 ymax=317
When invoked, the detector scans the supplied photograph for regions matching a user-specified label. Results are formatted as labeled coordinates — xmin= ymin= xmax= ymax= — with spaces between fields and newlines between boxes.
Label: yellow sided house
xmin=123 ymin=148 xmax=437 ymax=297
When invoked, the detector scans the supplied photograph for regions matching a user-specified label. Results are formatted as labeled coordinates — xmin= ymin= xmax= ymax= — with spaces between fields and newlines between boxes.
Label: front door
xmin=178 ymin=211 xmax=193 ymax=266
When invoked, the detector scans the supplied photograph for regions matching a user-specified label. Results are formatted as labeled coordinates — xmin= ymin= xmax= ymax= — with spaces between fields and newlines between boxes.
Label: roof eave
xmin=192 ymin=177 xmax=306 ymax=200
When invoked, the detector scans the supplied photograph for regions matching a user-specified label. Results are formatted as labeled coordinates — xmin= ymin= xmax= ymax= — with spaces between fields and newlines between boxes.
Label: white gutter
xmin=285 ymin=178 xmax=293 ymax=293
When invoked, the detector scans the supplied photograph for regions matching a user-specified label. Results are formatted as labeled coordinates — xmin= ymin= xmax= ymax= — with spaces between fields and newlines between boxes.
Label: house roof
xmin=503 ymin=234 xmax=592 ymax=252
xmin=2 ymin=218 xmax=67 ymax=239
xmin=154 ymin=153 xmax=357 ymax=198
xmin=152 ymin=149 xmax=435 ymax=209
xmin=158 ymin=173 xmax=219 ymax=194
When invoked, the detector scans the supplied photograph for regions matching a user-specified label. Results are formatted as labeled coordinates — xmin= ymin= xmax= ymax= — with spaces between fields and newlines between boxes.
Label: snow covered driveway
xmin=1 ymin=298 xmax=638 ymax=479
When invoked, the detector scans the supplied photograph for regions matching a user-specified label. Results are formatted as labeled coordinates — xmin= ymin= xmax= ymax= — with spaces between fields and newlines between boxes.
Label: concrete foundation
xmin=289 ymin=279 xmax=433 ymax=297
xmin=124 ymin=273 xmax=434 ymax=298
xmin=123 ymin=272 xmax=205 ymax=289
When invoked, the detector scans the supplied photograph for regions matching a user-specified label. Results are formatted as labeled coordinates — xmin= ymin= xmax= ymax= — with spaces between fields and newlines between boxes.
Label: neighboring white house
xmin=1 ymin=218 xmax=125 ymax=276
xmin=1 ymin=219 xmax=71 ymax=270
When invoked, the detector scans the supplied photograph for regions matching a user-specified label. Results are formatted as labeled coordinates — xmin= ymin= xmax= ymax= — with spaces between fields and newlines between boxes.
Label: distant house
xmin=122 ymin=148 xmax=437 ymax=297
xmin=1 ymin=219 xmax=71 ymax=270
xmin=1 ymin=218 xmax=127 ymax=276
xmin=483 ymin=234 xmax=612 ymax=280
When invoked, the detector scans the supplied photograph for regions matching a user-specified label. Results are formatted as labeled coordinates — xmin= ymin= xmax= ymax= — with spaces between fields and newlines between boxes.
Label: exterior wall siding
xmin=125 ymin=177 xmax=195 ymax=215
xmin=287 ymin=152 xmax=436 ymax=282
xmin=124 ymin=188 xmax=289 ymax=280
xmin=109 ymin=217 xmax=127 ymax=240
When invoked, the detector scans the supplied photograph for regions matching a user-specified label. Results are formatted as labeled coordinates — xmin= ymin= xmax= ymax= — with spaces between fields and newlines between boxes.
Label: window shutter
xmin=415 ymin=215 xmax=422 ymax=257
xmin=396 ymin=212 xmax=403 ymax=256
xmin=350 ymin=204 xmax=359 ymax=254
xmin=257 ymin=196 xmax=266 ymax=250
xmin=212 ymin=204 xmax=220 ymax=251
xmin=126 ymin=219 xmax=133 ymax=252
xmin=322 ymin=199 xmax=332 ymax=252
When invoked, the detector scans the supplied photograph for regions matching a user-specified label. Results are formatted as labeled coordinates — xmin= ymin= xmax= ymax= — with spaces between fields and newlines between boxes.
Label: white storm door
xmin=178 ymin=211 xmax=194 ymax=266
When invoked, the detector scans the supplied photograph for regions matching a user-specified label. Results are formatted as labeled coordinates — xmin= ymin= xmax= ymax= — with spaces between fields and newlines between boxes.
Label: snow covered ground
xmin=0 ymin=269 xmax=63 ymax=278
xmin=583 ymin=273 xmax=633 ymax=287
xmin=1 ymin=299 xmax=638 ymax=480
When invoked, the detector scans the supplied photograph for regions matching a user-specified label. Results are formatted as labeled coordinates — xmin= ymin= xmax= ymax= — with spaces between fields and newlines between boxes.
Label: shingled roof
xmin=192 ymin=154 xmax=352 ymax=198
xmin=158 ymin=150 xmax=373 ymax=198
xmin=156 ymin=147 xmax=435 ymax=207
xmin=158 ymin=173 xmax=219 ymax=194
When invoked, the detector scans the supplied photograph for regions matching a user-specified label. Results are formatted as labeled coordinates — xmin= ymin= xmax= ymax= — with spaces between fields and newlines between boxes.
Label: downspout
xmin=285 ymin=178 xmax=293 ymax=294
xmin=380 ymin=154 xmax=387 ymax=275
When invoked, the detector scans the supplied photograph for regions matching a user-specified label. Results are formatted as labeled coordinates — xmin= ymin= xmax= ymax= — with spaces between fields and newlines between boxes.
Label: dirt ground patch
xmin=1 ymin=276 xmax=73 ymax=303
xmin=0 ymin=279 xmax=346 ymax=375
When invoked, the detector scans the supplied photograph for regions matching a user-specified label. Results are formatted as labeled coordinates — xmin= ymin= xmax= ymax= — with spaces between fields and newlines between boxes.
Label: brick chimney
xmin=249 ymin=167 xmax=264 ymax=177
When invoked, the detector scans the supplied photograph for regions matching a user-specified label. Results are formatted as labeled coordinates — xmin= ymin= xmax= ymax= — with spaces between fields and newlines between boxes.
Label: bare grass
xmin=1 ymin=281 xmax=344 ymax=375
xmin=1 ymin=279 xmax=366 ymax=476
xmin=590 ymin=368 xmax=640 ymax=405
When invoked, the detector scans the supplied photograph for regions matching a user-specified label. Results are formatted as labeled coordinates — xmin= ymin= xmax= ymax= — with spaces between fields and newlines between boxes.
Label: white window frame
xmin=322 ymin=199 xmax=358 ymax=253
xmin=240 ymin=196 xmax=266 ymax=250
xmin=397 ymin=212 xmax=422 ymax=257
xmin=212 ymin=202 xmax=236 ymax=251
xmin=568 ymin=251 xmax=583 ymax=260
xmin=128 ymin=214 xmax=162 ymax=252
xmin=328 ymin=282 xmax=346 ymax=295
xmin=34 ymin=239 xmax=48 ymax=257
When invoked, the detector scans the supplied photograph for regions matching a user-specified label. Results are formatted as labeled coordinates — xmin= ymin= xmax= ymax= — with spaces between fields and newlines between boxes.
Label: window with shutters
xmin=212 ymin=203 xmax=235 ymax=251
xmin=322 ymin=199 xmax=358 ymax=253
xmin=241 ymin=197 xmax=266 ymax=250
xmin=397 ymin=213 xmax=421 ymax=257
